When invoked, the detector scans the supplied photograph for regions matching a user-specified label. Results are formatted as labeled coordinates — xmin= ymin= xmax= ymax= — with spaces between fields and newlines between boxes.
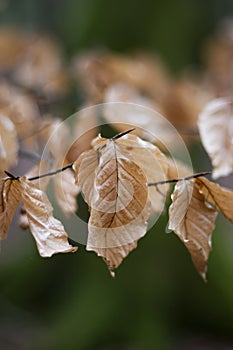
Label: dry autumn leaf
xmin=198 ymin=98 xmax=233 ymax=179
xmin=0 ymin=114 xmax=18 ymax=173
xmin=39 ymin=117 xmax=70 ymax=160
xmin=53 ymin=166 xmax=80 ymax=217
xmin=168 ymin=179 xmax=217 ymax=280
xmin=0 ymin=178 xmax=22 ymax=240
xmin=20 ymin=176 xmax=77 ymax=257
xmin=0 ymin=80 xmax=39 ymax=142
xmin=87 ymin=143 xmax=149 ymax=270
xmin=115 ymin=133 xmax=169 ymax=213
xmin=18 ymin=160 xmax=52 ymax=229
xmin=196 ymin=176 xmax=233 ymax=223
xmin=73 ymin=133 xmax=151 ymax=270
xmin=73 ymin=147 xmax=99 ymax=206
xmin=103 ymin=102 xmax=178 ymax=149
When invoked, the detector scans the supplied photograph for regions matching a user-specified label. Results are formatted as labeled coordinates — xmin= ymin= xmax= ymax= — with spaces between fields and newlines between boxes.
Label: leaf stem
xmin=4 ymin=171 xmax=19 ymax=180
xmin=110 ymin=128 xmax=135 ymax=141
xmin=28 ymin=163 xmax=74 ymax=181
xmin=148 ymin=171 xmax=212 ymax=187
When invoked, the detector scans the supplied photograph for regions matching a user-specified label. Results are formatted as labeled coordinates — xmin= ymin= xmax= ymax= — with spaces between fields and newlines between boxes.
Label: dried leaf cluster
xmin=0 ymin=23 xmax=232 ymax=279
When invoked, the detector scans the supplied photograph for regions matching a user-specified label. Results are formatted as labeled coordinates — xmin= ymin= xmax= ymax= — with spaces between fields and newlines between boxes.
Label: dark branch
xmin=28 ymin=163 xmax=74 ymax=181
xmin=4 ymin=171 xmax=19 ymax=180
xmin=111 ymin=128 xmax=135 ymax=141
xmin=148 ymin=171 xmax=212 ymax=187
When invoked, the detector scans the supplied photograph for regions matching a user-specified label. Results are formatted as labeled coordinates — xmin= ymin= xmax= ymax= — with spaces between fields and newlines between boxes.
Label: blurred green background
xmin=0 ymin=0 xmax=233 ymax=349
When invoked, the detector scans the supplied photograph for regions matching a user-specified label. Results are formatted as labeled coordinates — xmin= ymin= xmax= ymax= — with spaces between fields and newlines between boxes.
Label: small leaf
xmin=20 ymin=177 xmax=77 ymax=257
xmin=53 ymin=166 xmax=80 ymax=216
xmin=168 ymin=179 xmax=217 ymax=280
xmin=0 ymin=178 xmax=22 ymax=240
xmin=196 ymin=176 xmax=233 ymax=223
xmin=198 ymin=98 xmax=233 ymax=178
xmin=73 ymin=148 xmax=99 ymax=205
xmin=0 ymin=114 xmax=18 ymax=172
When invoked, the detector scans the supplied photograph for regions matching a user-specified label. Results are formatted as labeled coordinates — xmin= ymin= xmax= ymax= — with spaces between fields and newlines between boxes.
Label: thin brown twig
xmin=148 ymin=171 xmax=212 ymax=187
xmin=28 ymin=163 xmax=74 ymax=181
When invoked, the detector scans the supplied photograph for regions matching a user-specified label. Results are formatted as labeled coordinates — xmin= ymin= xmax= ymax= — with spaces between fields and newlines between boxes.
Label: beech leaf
xmin=116 ymin=134 xmax=169 ymax=213
xmin=168 ymin=179 xmax=217 ymax=280
xmin=53 ymin=167 xmax=80 ymax=216
xmin=74 ymin=134 xmax=150 ymax=270
xmin=0 ymin=178 xmax=22 ymax=240
xmin=196 ymin=177 xmax=233 ymax=223
xmin=198 ymin=98 xmax=233 ymax=178
xmin=0 ymin=114 xmax=18 ymax=172
xmin=87 ymin=142 xmax=149 ymax=270
xmin=20 ymin=177 xmax=77 ymax=257
xmin=73 ymin=148 xmax=99 ymax=205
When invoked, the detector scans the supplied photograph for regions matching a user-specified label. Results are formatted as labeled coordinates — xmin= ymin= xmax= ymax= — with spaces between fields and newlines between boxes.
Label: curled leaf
xmin=198 ymin=98 xmax=233 ymax=178
xmin=168 ymin=179 xmax=217 ymax=280
xmin=20 ymin=177 xmax=77 ymax=257
xmin=53 ymin=167 xmax=80 ymax=216
xmin=0 ymin=178 xmax=22 ymax=240
xmin=0 ymin=114 xmax=18 ymax=172
xmin=196 ymin=176 xmax=233 ymax=223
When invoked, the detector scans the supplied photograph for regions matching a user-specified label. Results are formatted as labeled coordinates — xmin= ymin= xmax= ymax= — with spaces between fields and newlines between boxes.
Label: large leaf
xmin=0 ymin=178 xmax=22 ymax=240
xmin=196 ymin=177 xmax=233 ymax=223
xmin=87 ymin=140 xmax=149 ymax=270
xmin=198 ymin=98 xmax=233 ymax=178
xmin=168 ymin=179 xmax=217 ymax=280
xmin=73 ymin=135 xmax=150 ymax=271
xmin=20 ymin=177 xmax=77 ymax=257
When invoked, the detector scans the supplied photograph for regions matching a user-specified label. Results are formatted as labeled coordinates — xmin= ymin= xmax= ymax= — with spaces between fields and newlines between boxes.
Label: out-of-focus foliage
xmin=0 ymin=1 xmax=233 ymax=350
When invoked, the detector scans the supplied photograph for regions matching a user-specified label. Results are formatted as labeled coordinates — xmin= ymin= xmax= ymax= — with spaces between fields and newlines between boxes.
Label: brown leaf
xmin=73 ymin=148 xmax=99 ymax=205
xmin=196 ymin=176 xmax=233 ymax=223
xmin=18 ymin=160 xmax=52 ymax=229
xmin=0 ymin=114 xmax=18 ymax=172
xmin=103 ymin=96 xmax=178 ymax=149
xmin=20 ymin=177 xmax=77 ymax=257
xmin=116 ymin=134 xmax=169 ymax=213
xmin=74 ymin=136 xmax=150 ymax=270
xmin=53 ymin=167 xmax=80 ymax=216
xmin=0 ymin=178 xmax=22 ymax=240
xmin=13 ymin=35 xmax=69 ymax=96
xmin=168 ymin=179 xmax=217 ymax=280
xmin=88 ymin=154 xmax=149 ymax=270
xmin=39 ymin=117 xmax=70 ymax=160
xmin=0 ymin=28 xmax=29 ymax=71
xmin=198 ymin=98 xmax=233 ymax=178
xmin=0 ymin=80 xmax=39 ymax=142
